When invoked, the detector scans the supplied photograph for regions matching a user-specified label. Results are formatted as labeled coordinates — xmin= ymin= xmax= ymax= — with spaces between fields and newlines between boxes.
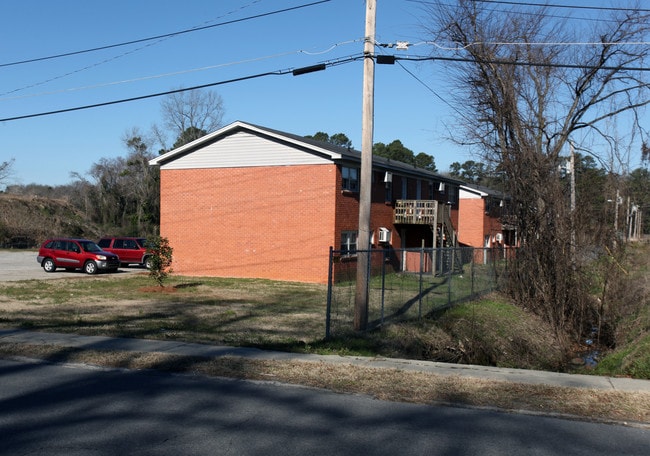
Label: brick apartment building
xmin=149 ymin=121 xmax=462 ymax=283
xmin=458 ymin=183 xmax=517 ymax=250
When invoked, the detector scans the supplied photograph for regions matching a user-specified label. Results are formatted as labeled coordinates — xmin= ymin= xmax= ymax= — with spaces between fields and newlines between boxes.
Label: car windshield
xmin=79 ymin=241 xmax=102 ymax=253
xmin=136 ymin=238 xmax=147 ymax=248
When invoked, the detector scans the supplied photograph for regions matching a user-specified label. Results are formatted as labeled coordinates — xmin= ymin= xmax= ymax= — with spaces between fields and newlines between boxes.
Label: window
xmin=342 ymin=166 xmax=359 ymax=192
xmin=341 ymin=231 xmax=358 ymax=255
xmin=385 ymin=181 xmax=392 ymax=203
xmin=447 ymin=185 xmax=458 ymax=204
xmin=66 ymin=241 xmax=80 ymax=253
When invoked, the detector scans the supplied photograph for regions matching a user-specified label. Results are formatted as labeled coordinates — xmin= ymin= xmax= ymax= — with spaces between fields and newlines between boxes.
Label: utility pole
xmin=569 ymin=142 xmax=576 ymax=266
xmin=354 ymin=0 xmax=376 ymax=331
xmin=613 ymin=188 xmax=620 ymax=248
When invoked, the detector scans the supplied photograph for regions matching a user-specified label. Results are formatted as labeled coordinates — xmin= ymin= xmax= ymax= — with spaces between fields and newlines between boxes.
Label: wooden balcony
xmin=395 ymin=199 xmax=457 ymax=248
xmin=394 ymin=200 xmax=438 ymax=225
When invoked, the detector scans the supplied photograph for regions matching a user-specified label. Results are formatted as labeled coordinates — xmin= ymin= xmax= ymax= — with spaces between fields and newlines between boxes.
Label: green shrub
xmin=146 ymin=236 xmax=173 ymax=287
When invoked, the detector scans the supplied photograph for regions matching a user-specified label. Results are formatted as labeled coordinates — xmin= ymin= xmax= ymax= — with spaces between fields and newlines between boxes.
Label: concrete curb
xmin=1 ymin=328 xmax=649 ymax=393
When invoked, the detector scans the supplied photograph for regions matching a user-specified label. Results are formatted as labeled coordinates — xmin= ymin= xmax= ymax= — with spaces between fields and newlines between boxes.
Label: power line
xmin=406 ymin=3 xmax=645 ymax=45
xmin=394 ymin=39 xmax=650 ymax=52
xmin=0 ymin=73 xmax=285 ymax=122
xmin=1 ymin=39 xmax=364 ymax=102
xmin=469 ymin=0 xmax=650 ymax=13
xmin=0 ymin=0 xmax=335 ymax=98
xmin=4 ymin=50 xmax=647 ymax=123
xmin=393 ymin=57 xmax=483 ymax=137
xmin=412 ymin=0 xmax=650 ymax=13
xmin=0 ymin=0 xmax=332 ymax=68
xmin=0 ymin=55 xmax=363 ymax=123
xmin=395 ymin=53 xmax=650 ymax=72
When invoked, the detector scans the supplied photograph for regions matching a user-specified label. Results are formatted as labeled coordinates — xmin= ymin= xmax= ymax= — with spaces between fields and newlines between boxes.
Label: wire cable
xmin=467 ymin=0 xmax=650 ymax=13
xmin=381 ymin=39 xmax=650 ymax=52
xmin=0 ymin=0 xmax=332 ymax=68
xmin=412 ymin=0 xmax=650 ymax=13
xmin=409 ymin=1 xmax=649 ymax=23
xmin=394 ymin=53 xmax=650 ymax=72
xmin=0 ymin=0 xmax=335 ymax=98
xmin=0 ymin=38 xmax=364 ymax=102
xmin=0 ymin=73 xmax=288 ymax=122
xmin=0 ymin=54 xmax=363 ymax=123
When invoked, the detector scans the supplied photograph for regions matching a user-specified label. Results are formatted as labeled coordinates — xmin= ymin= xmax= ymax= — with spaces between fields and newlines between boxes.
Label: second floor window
xmin=385 ymin=181 xmax=392 ymax=203
xmin=342 ymin=166 xmax=359 ymax=192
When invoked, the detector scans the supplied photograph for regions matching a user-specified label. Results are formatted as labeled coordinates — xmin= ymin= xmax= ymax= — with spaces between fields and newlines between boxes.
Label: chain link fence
xmin=326 ymin=247 xmax=511 ymax=338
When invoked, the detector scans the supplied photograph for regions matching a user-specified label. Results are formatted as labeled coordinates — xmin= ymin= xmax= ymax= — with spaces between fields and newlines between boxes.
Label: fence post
xmin=419 ymin=241 xmax=424 ymax=319
xmin=447 ymin=248 xmax=453 ymax=305
xmin=326 ymin=246 xmax=333 ymax=339
xmin=381 ymin=247 xmax=386 ymax=326
xmin=471 ymin=249 xmax=476 ymax=297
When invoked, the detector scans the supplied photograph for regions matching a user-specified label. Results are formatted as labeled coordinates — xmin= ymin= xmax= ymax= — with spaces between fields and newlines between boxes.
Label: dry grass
xmin=0 ymin=274 xmax=327 ymax=346
xmin=1 ymin=273 xmax=650 ymax=426
xmin=0 ymin=342 xmax=648 ymax=426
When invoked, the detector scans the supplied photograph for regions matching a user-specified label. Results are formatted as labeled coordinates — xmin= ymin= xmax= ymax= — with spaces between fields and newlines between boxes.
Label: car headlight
xmin=96 ymin=255 xmax=107 ymax=260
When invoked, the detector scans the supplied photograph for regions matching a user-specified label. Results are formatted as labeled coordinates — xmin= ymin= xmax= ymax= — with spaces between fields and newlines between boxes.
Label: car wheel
xmin=144 ymin=256 xmax=153 ymax=269
xmin=42 ymin=258 xmax=56 ymax=273
xmin=84 ymin=261 xmax=98 ymax=275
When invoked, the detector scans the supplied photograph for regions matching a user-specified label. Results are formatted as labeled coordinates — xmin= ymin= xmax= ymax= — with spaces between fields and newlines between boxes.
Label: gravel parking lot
xmin=0 ymin=250 xmax=142 ymax=282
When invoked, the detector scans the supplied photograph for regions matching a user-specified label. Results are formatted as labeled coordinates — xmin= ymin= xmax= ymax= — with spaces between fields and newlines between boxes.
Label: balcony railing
xmin=394 ymin=200 xmax=437 ymax=225
xmin=394 ymin=199 xmax=457 ymax=248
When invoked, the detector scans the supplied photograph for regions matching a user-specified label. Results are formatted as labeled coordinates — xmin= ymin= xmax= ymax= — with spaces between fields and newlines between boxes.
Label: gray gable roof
xmin=150 ymin=120 xmax=461 ymax=184
xmin=461 ymin=183 xmax=510 ymax=200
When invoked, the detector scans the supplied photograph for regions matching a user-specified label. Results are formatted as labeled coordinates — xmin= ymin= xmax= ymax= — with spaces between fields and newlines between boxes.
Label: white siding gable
xmin=459 ymin=186 xmax=486 ymax=200
xmin=159 ymin=131 xmax=331 ymax=170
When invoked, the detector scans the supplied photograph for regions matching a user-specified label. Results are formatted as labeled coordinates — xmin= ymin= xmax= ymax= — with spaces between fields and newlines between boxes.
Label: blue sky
xmin=0 ymin=0 xmax=646 ymax=187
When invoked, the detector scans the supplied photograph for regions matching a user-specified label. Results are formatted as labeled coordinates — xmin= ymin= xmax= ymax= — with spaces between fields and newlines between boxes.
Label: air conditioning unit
xmin=495 ymin=233 xmax=503 ymax=242
xmin=378 ymin=228 xmax=391 ymax=243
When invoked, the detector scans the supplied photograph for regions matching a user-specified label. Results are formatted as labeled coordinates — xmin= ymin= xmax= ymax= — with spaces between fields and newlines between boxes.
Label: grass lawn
xmin=1 ymin=271 xmax=649 ymax=425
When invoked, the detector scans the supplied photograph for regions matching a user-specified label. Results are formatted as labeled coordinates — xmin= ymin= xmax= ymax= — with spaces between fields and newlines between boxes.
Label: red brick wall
xmin=458 ymin=198 xmax=486 ymax=247
xmin=331 ymin=168 xmax=402 ymax=280
xmin=334 ymin=171 xmax=400 ymax=249
xmin=160 ymin=164 xmax=337 ymax=283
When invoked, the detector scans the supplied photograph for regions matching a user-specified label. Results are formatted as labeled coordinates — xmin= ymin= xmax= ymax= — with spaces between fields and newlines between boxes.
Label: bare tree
xmin=0 ymin=159 xmax=15 ymax=188
xmin=427 ymin=1 xmax=650 ymax=340
xmin=122 ymin=128 xmax=160 ymax=234
xmin=153 ymin=88 xmax=225 ymax=152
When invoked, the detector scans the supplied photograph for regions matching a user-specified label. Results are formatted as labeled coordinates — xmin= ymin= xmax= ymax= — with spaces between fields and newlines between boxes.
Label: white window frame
xmin=341 ymin=230 xmax=358 ymax=255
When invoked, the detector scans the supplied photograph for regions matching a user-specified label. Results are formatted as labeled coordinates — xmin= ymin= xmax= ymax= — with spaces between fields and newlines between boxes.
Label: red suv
xmin=37 ymin=238 xmax=120 ymax=274
xmin=97 ymin=237 xmax=152 ymax=268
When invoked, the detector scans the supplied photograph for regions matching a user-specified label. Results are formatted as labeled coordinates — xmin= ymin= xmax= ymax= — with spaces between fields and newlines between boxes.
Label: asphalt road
xmin=1 ymin=357 xmax=648 ymax=456
xmin=0 ymin=250 xmax=142 ymax=281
